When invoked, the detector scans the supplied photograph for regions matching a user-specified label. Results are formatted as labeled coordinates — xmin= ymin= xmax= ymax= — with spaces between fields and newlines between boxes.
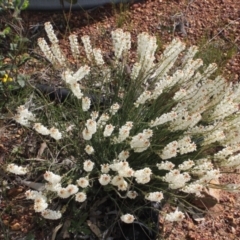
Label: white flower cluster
xmin=23 ymin=170 xmax=91 ymax=219
xmin=130 ymin=129 xmax=153 ymax=152
xmin=136 ymin=32 xmax=157 ymax=76
xmin=25 ymin=189 xmax=61 ymax=220
xmin=6 ymin=163 xmax=28 ymax=175
xmin=149 ymin=111 xmax=177 ymax=128
xmin=134 ymin=167 xmax=152 ymax=184
xmin=33 ymin=123 xmax=62 ymax=140
xmin=42 ymin=22 xmax=66 ymax=66
xmin=69 ymin=34 xmax=80 ymax=61
xmin=82 ymin=97 xmax=91 ymax=111
xmin=14 ymin=105 xmax=35 ymax=127
xmin=103 ymin=124 xmax=115 ymax=137
xmin=163 ymin=169 xmax=191 ymax=189
xmin=61 ymin=66 xmax=90 ymax=99
xmin=82 ymin=119 xmax=97 ymax=140
xmin=114 ymin=121 xmax=133 ymax=143
xmin=120 ymin=214 xmax=135 ymax=224
xmin=111 ymin=28 xmax=131 ymax=60
xmin=84 ymin=145 xmax=94 ymax=155
xmin=159 ymin=136 xmax=196 ymax=160
xmin=83 ymin=159 xmax=95 ymax=172
xmin=13 ymin=24 xmax=240 ymax=226
xmin=165 ymin=208 xmax=185 ymax=222
xmin=181 ymin=183 xmax=203 ymax=197
xmin=145 ymin=191 xmax=164 ymax=202
xmin=109 ymin=103 xmax=120 ymax=115
xmin=157 ymin=161 xmax=175 ymax=170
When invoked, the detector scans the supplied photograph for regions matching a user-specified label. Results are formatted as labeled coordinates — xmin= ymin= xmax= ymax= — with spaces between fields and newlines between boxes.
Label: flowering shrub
xmin=6 ymin=22 xmax=240 ymax=235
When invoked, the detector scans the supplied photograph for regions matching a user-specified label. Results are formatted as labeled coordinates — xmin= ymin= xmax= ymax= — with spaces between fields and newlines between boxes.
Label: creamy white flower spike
xmin=44 ymin=22 xmax=58 ymax=44
xmin=38 ymin=38 xmax=57 ymax=66
xmin=111 ymin=29 xmax=131 ymax=60
xmin=81 ymin=35 xmax=93 ymax=61
xmin=93 ymin=48 xmax=105 ymax=65
xmin=69 ymin=34 xmax=80 ymax=61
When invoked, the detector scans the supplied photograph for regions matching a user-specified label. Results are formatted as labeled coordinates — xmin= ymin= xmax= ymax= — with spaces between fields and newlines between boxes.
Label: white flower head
xmin=101 ymin=163 xmax=110 ymax=173
xmin=82 ymin=128 xmax=93 ymax=140
xmin=77 ymin=177 xmax=89 ymax=188
xmin=41 ymin=209 xmax=62 ymax=220
xmin=121 ymin=214 xmax=135 ymax=224
xmin=82 ymin=97 xmax=91 ymax=112
xmin=118 ymin=151 xmax=130 ymax=161
xmin=91 ymin=111 xmax=99 ymax=120
xmin=86 ymin=119 xmax=97 ymax=134
xmin=57 ymin=188 xmax=71 ymax=199
xmin=165 ymin=208 xmax=185 ymax=222
xmin=85 ymin=145 xmax=94 ymax=155
xmin=127 ymin=191 xmax=138 ymax=199
xmin=34 ymin=196 xmax=48 ymax=212
xmin=83 ymin=160 xmax=95 ymax=172
xmin=6 ymin=164 xmax=28 ymax=175
xmin=25 ymin=190 xmax=42 ymax=200
xmin=44 ymin=171 xmax=62 ymax=184
xmin=49 ymin=127 xmax=62 ymax=140
xmin=66 ymin=184 xmax=79 ymax=195
xmin=33 ymin=123 xmax=50 ymax=135
xmin=145 ymin=191 xmax=164 ymax=202
xmin=109 ymin=103 xmax=120 ymax=115
xmin=103 ymin=124 xmax=115 ymax=137
xmin=45 ymin=182 xmax=61 ymax=192
xmin=157 ymin=161 xmax=175 ymax=170
xmin=99 ymin=174 xmax=111 ymax=185
xmin=75 ymin=192 xmax=87 ymax=202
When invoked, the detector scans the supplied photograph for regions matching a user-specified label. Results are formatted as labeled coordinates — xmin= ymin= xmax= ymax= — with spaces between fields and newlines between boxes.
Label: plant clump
xmin=5 ymin=22 xmax=240 ymax=237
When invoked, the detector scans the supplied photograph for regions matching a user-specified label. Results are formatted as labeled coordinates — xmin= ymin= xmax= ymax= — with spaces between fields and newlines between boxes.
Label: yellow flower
xmin=1 ymin=74 xmax=12 ymax=83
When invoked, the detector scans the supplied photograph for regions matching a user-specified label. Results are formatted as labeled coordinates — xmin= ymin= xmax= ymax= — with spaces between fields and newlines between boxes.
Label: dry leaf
xmin=87 ymin=220 xmax=102 ymax=238
xmin=11 ymin=222 xmax=21 ymax=231
xmin=37 ymin=142 xmax=47 ymax=158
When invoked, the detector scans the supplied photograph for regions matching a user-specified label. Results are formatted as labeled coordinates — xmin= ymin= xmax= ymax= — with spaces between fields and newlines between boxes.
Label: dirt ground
xmin=1 ymin=0 xmax=240 ymax=239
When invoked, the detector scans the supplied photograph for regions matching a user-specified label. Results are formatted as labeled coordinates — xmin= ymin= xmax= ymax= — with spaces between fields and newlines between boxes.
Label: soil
xmin=1 ymin=0 xmax=240 ymax=239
